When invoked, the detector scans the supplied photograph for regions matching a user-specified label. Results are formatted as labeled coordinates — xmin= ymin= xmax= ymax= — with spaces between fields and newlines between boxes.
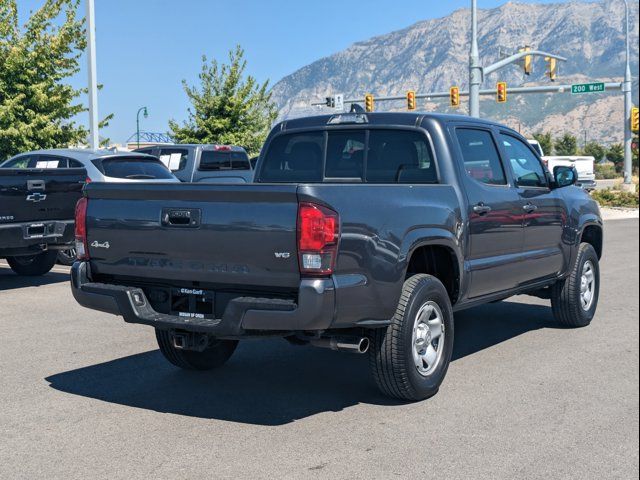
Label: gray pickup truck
xmin=70 ymin=112 xmax=603 ymax=401
xmin=134 ymin=144 xmax=253 ymax=183
xmin=1 ymin=167 xmax=85 ymax=275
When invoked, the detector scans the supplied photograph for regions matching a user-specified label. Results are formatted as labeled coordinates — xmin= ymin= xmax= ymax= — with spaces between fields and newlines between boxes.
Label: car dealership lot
xmin=1 ymin=219 xmax=638 ymax=480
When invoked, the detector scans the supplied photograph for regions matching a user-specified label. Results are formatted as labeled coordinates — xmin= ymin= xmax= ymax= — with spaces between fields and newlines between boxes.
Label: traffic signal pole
xmin=469 ymin=0 xmax=481 ymax=117
xmin=86 ymin=0 xmax=99 ymax=150
xmin=468 ymin=0 xmax=566 ymax=118
xmin=621 ymin=0 xmax=634 ymax=191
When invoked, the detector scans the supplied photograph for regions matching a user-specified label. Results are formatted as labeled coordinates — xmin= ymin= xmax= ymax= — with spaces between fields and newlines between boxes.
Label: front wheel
xmin=551 ymin=243 xmax=600 ymax=327
xmin=369 ymin=274 xmax=454 ymax=401
xmin=155 ymin=329 xmax=238 ymax=370
xmin=6 ymin=250 xmax=58 ymax=276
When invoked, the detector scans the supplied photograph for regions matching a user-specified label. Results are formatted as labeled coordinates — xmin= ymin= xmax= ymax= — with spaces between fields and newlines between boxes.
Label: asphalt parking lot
xmin=0 ymin=219 xmax=638 ymax=480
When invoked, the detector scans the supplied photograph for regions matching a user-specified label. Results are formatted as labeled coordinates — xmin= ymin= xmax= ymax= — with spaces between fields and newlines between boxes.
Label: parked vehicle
xmin=2 ymin=149 xmax=178 ymax=264
xmin=134 ymin=144 xmax=254 ymax=183
xmin=71 ymin=113 xmax=603 ymax=401
xmin=526 ymin=140 xmax=596 ymax=191
xmin=542 ymin=156 xmax=597 ymax=191
xmin=0 ymin=167 xmax=85 ymax=275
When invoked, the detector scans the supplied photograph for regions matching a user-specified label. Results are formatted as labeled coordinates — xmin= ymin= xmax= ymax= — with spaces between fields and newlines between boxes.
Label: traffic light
xmin=407 ymin=90 xmax=416 ymax=110
xmin=520 ymin=45 xmax=532 ymax=75
xmin=545 ymin=57 xmax=557 ymax=81
xmin=496 ymin=82 xmax=507 ymax=103
xmin=450 ymin=86 xmax=460 ymax=107
xmin=631 ymin=106 xmax=639 ymax=133
xmin=365 ymin=93 xmax=374 ymax=112
xmin=325 ymin=96 xmax=335 ymax=108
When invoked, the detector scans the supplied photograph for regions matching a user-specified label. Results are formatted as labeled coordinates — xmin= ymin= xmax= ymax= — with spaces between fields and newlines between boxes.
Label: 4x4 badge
xmin=26 ymin=193 xmax=47 ymax=202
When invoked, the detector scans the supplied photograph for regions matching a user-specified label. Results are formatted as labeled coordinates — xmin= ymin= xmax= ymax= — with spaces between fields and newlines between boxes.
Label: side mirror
xmin=553 ymin=165 xmax=577 ymax=188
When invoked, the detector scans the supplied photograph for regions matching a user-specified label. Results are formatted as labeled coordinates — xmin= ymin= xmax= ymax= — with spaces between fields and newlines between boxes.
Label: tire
xmin=57 ymin=248 xmax=76 ymax=266
xmin=155 ymin=329 xmax=238 ymax=370
xmin=551 ymin=242 xmax=600 ymax=328
xmin=369 ymin=274 xmax=454 ymax=401
xmin=6 ymin=250 xmax=58 ymax=276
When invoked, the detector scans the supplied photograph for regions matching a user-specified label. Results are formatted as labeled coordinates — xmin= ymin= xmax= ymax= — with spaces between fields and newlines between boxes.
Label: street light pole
xmin=469 ymin=0 xmax=481 ymax=117
xmin=86 ymin=0 xmax=99 ymax=149
xmin=136 ymin=107 xmax=148 ymax=149
xmin=621 ymin=0 xmax=634 ymax=191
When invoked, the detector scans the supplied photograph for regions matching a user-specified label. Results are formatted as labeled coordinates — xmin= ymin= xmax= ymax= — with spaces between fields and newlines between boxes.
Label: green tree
xmin=169 ymin=46 xmax=277 ymax=156
xmin=554 ymin=133 xmax=578 ymax=156
xmin=581 ymin=141 xmax=606 ymax=161
xmin=606 ymin=143 xmax=624 ymax=172
xmin=532 ymin=132 xmax=553 ymax=156
xmin=0 ymin=0 xmax=110 ymax=160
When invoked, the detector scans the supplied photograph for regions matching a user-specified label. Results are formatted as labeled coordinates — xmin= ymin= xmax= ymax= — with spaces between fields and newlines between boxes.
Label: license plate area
xmin=170 ymin=288 xmax=215 ymax=319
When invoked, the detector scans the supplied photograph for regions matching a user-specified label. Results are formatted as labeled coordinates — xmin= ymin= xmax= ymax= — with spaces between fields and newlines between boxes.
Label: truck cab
xmin=135 ymin=144 xmax=253 ymax=183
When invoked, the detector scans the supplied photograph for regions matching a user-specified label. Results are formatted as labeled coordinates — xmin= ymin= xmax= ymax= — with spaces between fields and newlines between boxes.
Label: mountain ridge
xmin=270 ymin=0 xmax=639 ymax=143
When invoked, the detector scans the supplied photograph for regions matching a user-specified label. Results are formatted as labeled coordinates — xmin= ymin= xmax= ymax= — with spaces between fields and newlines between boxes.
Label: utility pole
xmin=621 ymin=0 xmax=634 ymax=191
xmin=469 ymin=0 xmax=481 ymax=118
xmin=86 ymin=0 xmax=99 ymax=150
xmin=136 ymin=107 xmax=148 ymax=149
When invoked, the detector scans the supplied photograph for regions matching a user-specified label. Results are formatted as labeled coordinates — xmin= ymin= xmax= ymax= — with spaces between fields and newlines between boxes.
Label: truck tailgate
xmin=84 ymin=183 xmax=300 ymax=288
xmin=0 ymin=168 xmax=85 ymax=222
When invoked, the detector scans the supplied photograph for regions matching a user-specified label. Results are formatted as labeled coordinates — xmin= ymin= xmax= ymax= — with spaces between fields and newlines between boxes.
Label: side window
xmin=366 ymin=130 xmax=436 ymax=183
xmin=326 ymin=130 xmax=365 ymax=179
xmin=69 ymin=159 xmax=84 ymax=168
xmin=159 ymin=148 xmax=188 ymax=172
xmin=456 ymin=128 xmax=507 ymax=186
xmin=2 ymin=155 xmax=31 ymax=168
xmin=500 ymin=134 xmax=547 ymax=188
xmin=35 ymin=155 xmax=68 ymax=168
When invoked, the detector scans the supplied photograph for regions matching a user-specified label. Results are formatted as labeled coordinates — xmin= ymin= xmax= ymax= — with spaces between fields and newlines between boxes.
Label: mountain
xmin=270 ymin=0 xmax=639 ymax=144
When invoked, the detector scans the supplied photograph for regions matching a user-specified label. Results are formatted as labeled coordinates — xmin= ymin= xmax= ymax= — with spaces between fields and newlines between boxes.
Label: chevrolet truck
xmin=70 ymin=113 xmax=603 ymax=401
xmin=1 ymin=167 xmax=85 ymax=275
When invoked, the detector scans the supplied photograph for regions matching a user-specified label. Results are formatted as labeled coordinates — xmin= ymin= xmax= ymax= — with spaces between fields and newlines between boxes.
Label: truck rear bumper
xmin=0 ymin=220 xmax=74 ymax=256
xmin=70 ymin=261 xmax=336 ymax=336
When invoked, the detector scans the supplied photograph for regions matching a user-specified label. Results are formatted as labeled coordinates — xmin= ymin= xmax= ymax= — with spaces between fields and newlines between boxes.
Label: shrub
xmin=594 ymin=164 xmax=619 ymax=180
xmin=591 ymin=189 xmax=639 ymax=208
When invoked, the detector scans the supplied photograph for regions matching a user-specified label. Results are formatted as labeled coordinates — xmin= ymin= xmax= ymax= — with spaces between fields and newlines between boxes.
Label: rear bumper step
xmin=70 ymin=262 xmax=335 ymax=336
xmin=0 ymin=220 xmax=74 ymax=256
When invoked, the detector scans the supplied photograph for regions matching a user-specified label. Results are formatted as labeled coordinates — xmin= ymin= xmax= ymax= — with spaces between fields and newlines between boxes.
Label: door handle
xmin=523 ymin=203 xmax=538 ymax=213
xmin=473 ymin=204 xmax=492 ymax=215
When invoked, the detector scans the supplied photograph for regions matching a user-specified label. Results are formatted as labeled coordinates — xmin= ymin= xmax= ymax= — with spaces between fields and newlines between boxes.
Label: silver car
xmin=1 ymin=148 xmax=179 ymax=263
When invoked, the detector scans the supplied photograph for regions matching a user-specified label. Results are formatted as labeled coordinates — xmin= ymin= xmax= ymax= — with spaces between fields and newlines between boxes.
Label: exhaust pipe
xmin=310 ymin=336 xmax=369 ymax=354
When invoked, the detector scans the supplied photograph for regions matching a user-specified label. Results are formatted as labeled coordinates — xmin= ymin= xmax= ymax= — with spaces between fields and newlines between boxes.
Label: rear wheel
xmin=56 ymin=247 xmax=76 ymax=266
xmin=6 ymin=250 xmax=58 ymax=276
xmin=155 ymin=329 xmax=238 ymax=370
xmin=551 ymin=242 xmax=600 ymax=327
xmin=369 ymin=274 xmax=454 ymax=401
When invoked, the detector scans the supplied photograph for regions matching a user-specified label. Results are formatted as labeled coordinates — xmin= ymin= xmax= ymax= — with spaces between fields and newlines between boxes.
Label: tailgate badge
xmin=26 ymin=193 xmax=47 ymax=202
xmin=91 ymin=240 xmax=110 ymax=249
xmin=274 ymin=252 xmax=291 ymax=259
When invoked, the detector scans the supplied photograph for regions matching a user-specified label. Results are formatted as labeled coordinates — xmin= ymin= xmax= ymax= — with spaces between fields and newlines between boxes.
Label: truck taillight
xmin=297 ymin=202 xmax=339 ymax=275
xmin=75 ymin=197 xmax=89 ymax=260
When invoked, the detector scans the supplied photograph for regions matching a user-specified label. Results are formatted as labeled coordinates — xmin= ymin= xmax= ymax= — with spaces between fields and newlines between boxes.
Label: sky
xmin=17 ymin=0 xmax=568 ymax=144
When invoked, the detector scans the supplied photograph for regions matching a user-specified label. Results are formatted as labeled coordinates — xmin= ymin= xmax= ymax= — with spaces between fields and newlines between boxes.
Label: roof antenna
xmin=350 ymin=103 xmax=365 ymax=113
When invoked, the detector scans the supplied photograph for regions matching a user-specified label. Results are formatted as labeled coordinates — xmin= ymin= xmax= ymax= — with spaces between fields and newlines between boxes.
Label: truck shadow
xmin=46 ymin=300 xmax=561 ymax=426
xmin=0 ymin=266 xmax=69 ymax=291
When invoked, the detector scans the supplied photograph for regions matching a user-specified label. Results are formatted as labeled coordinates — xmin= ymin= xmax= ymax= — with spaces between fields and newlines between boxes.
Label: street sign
xmin=334 ymin=94 xmax=344 ymax=112
xmin=571 ymin=82 xmax=605 ymax=95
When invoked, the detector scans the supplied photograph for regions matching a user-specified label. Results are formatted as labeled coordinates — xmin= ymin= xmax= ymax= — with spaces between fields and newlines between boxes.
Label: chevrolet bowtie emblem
xmin=26 ymin=193 xmax=47 ymax=202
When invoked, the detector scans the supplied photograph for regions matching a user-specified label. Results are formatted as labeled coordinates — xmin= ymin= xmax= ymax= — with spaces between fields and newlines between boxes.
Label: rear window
xmin=259 ymin=129 xmax=436 ymax=183
xmin=199 ymin=151 xmax=250 ymax=171
xmin=92 ymin=156 xmax=174 ymax=180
